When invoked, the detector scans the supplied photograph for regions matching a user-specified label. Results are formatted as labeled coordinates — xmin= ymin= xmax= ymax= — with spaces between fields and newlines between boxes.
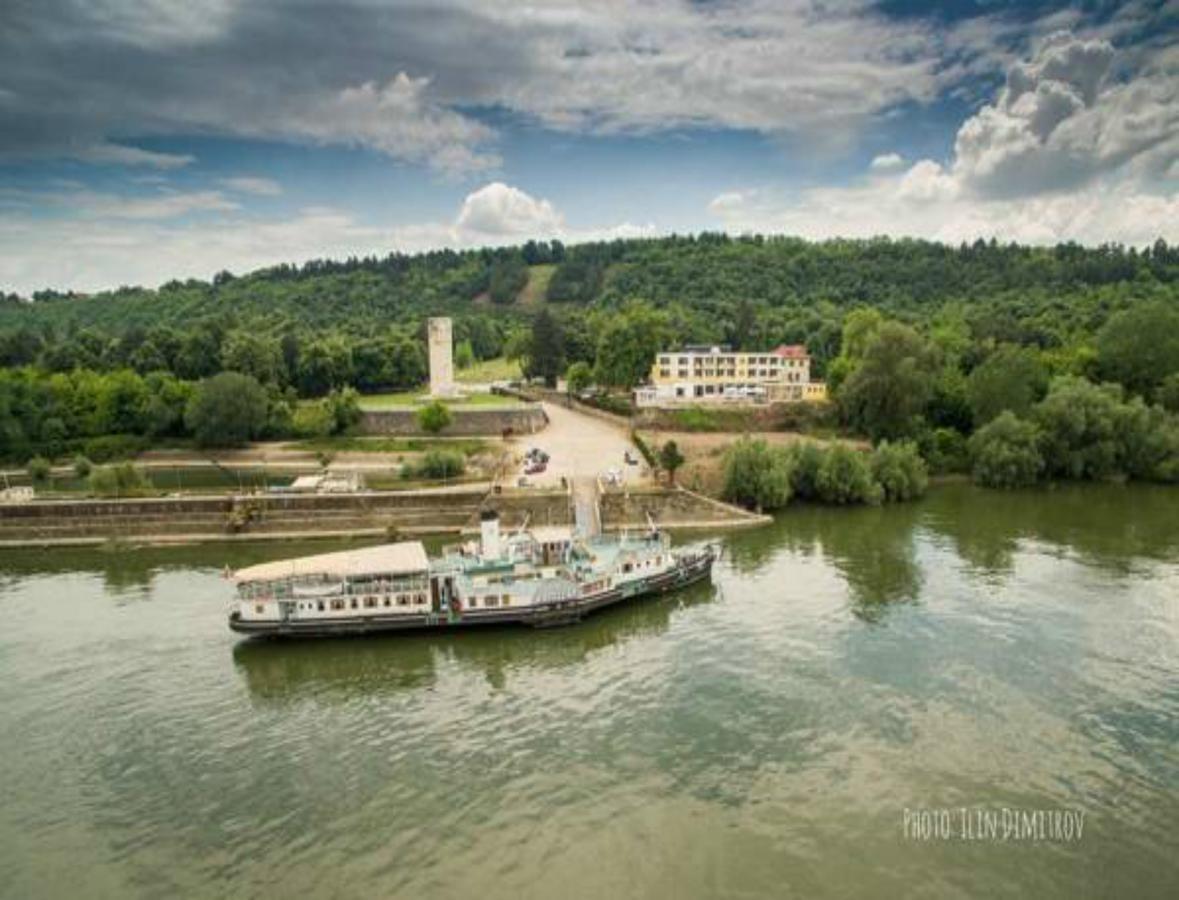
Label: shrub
xmin=722 ymin=439 xmax=793 ymax=511
xmin=1160 ymin=373 xmax=1179 ymax=414
xmin=415 ymin=449 xmax=465 ymax=480
xmin=26 ymin=455 xmax=51 ymax=483
xmin=815 ymin=445 xmax=882 ymax=505
xmin=870 ymin=440 xmax=929 ymax=502
xmin=924 ymin=427 xmax=969 ymax=474
xmin=784 ymin=441 xmax=824 ymax=500
xmin=417 ymin=400 xmax=452 ymax=435
xmin=89 ymin=463 xmax=150 ymax=497
xmin=968 ymin=412 xmax=1043 ymax=488
xmin=292 ymin=402 xmax=335 ymax=439
xmin=72 ymin=455 xmax=93 ymax=478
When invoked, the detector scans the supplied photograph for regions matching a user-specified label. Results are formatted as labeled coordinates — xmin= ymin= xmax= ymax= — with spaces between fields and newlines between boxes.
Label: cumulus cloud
xmin=454 ymin=183 xmax=564 ymax=237
xmin=709 ymin=31 xmax=1179 ymax=245
xmin=952 ymin=30 xmax=1179 ymax=197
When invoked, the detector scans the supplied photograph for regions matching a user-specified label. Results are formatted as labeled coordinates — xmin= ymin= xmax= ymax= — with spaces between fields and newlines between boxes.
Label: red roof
xmin=773 ymin=344 xmax=809 ymax=359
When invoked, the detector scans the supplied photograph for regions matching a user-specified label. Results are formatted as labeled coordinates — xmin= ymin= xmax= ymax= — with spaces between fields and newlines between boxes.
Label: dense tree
xmin=1096 ymin=302 xmax=1179 ymax=398
xmin=968 ymin=412 xmax=1045 ymax=488
xmin=593 ymin=303 xmax=670 ymax=388
xmin=185 ymin=372 xmax=269 ymax=447
xmin=1033 ymin=377 xmax=1126 ymax=481
xmin=526 ymin=309 xmax=566 ymax=387
xmin=965 ymin=345 xmax=1049 ymax=426
xmin=837 ymin=322 xmax=940 ymax=440
xmin=815 ymin=445 xmax=882 ymax=505
xmin=870 ymin=441 xmax=929 ymax=502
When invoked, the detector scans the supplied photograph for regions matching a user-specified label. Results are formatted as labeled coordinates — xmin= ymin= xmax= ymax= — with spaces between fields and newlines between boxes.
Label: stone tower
xmin=428 ymin=317 xmax=455 ymax=396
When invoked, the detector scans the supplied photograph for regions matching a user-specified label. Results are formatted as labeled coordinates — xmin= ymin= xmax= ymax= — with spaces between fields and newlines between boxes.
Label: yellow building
xmin=635 ymin=344 xmax=827 ymax=407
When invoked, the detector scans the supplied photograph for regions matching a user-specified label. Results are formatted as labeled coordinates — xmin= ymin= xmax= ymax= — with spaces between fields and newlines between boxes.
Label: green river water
xmin=0 ymin=483 xmax=1176 ymax=899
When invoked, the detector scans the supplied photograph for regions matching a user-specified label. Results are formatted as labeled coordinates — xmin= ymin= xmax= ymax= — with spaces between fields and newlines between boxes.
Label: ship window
xmin=364 ymin=596 xmax=377 ymax=608
xmin=469 ymin=597 xmax=478 ymax=608
xmin=317 ymin=601 xmax=325 ymax=611
xmin=350 ymin=598 xmax=358 ymax=609
xmin=502 ymin=595 xmax=510 ymax=606
xmin=398 ymin=595 xmax=409 ymax=606
xmin=485 ymin=596 xmax=498 ymax=607
xmin=383 ymin=597 xmax=391 ymax=607
xmin=255 ymin=604 xmax=264 ymax=614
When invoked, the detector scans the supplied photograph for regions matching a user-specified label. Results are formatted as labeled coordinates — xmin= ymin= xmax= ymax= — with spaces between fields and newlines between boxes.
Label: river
xmin=1 ymin=483 xmax=1176 ymax=899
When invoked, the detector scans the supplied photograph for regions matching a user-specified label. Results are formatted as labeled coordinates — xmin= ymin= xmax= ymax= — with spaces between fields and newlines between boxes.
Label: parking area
xmin=511 ymin=402 xmax=647 ymax=488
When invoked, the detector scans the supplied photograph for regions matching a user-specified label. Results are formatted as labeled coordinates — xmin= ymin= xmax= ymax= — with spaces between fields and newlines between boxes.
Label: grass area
xmin=454 ymin=356 xmax=523 ymax=384
xmin=356 ymin=390 xmax=522 ymax=410
xmin=518 ymin=264 xmax=556 ymax=306
xmin=292 ymin=436 xmax=489 ymax=455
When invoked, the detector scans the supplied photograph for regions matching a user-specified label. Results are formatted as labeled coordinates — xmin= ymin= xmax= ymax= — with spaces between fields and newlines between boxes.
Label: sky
xmin=1 ymin=0 xmax=1177 ymax=294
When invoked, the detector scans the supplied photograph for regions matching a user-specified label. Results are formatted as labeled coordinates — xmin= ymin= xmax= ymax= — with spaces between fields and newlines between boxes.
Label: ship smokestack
xmin=480 ymin=509 xmax=501 ymax=559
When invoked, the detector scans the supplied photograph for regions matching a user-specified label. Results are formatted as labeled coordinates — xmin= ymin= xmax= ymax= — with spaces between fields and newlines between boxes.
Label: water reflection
xmin=718 ymin=482 xmax=1179 ymax=623
xmin=232 ymin=579 xmax=717 ymax=703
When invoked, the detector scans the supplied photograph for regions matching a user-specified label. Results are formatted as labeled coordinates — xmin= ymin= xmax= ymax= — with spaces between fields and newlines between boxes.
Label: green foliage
xmin=870 ymin=441 xmax=929 ymax=502
xmin=722 ymin=438 xmax=793 ymax=511
xmin=593 ymin=303 xmax=670 ymax=388
xmin=489 ymin=254 xmax=529 ymax=304
xmin=454 ymin=340 xmax=475 ymax=369
xmin=631 ymin=431 xmax=656 ymax=468
xmin=526 ymin=309 xmax=565 ymax=387
xmin=416 ymin=400 xmax=452 ymax=435
xmin=1033 ymin=377 xmax=1126 ymax=481
xmin=292 ymin=402 xmax=335 ymax=439
xmin=966 ymin=345 xmax=1049 ymax=426
xmin=82 ymin=434 xmax=149 ymax=462
xmin=924 ymin=427 xmax=969 ymax=474
xmin=88 ymin=462 xmax=150 ymax=497
xmin=968 ymin=411 xmax=1044 ymax=488
xmin=408 ymin=449 xmax=465 ymax=480
xmin=26 ymin=455 xmax=51 ymax=482
xmin=1096 ymin=302 xmax=1179 ymax=398
xmin=72 ymin=455 xmax=93 ymax=478
xmin=658 ymin=440 xmax=685 ymax=484
xmin=837 ymin=321 xmax=940 ymax=440
xmin=1157 ymin=373 xmax=1179 ymax=413
xmin=565 ymin=360 xmax=593 ymax=394
xmin=185 ymin=372 xmax=269 ymax=447
xmin=783 ymin=442 xmax=825 ymax=499
xmin=815 ymin=444 xmax=883 ymax=505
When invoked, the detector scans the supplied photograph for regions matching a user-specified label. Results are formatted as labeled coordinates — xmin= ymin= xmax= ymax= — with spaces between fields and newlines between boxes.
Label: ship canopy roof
xmin=233 ymin=541 xmax=429 ymax=584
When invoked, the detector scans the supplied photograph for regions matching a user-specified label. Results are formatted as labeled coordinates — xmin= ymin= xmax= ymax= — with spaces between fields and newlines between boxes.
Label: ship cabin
xmin=233 ymin=542 xmax=431 ymax=625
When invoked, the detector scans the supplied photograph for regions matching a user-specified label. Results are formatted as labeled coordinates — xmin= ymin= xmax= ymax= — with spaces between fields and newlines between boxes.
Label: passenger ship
xmin=228 ymin=512 xmax=716 ymax=638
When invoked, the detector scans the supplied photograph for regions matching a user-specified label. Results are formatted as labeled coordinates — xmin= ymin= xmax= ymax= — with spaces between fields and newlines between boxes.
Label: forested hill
xmin=2 ymin=233 xmax=1177 ymax=386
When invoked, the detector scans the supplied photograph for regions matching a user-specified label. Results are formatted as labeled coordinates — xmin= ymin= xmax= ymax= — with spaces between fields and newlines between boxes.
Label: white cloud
xmin=708 ymin=31 xmax=1179 ymax=246
xmin=0 ymin=182 xmax=653 ymax=294
xmin=75 ymin=142 xmax=195 ymax=169
xmin=952 ymin=31 xmax=1179 ymax=196
xmin=454 ymin=182 xmax=564 ymax=237
xmin=220 ymin=176 xmax=282 ymax=196
xmin=870 ymin=153 xmax=905 ymax=172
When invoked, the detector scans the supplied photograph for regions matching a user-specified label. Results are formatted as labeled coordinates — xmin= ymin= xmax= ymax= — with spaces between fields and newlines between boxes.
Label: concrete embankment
xmin=0 ymin=482 xmax=763 ymax=547
xmin=0 ymin=487 xmax=574 ymax=547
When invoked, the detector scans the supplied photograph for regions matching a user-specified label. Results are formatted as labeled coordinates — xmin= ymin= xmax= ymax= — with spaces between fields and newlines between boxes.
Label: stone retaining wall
xmin=360 ymin=405 xmax=547 ymax=436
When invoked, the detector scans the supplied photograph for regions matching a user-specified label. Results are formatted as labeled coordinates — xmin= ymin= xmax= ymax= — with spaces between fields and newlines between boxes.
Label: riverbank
xmin=0 ymin=482 xmax=764 ymax=547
